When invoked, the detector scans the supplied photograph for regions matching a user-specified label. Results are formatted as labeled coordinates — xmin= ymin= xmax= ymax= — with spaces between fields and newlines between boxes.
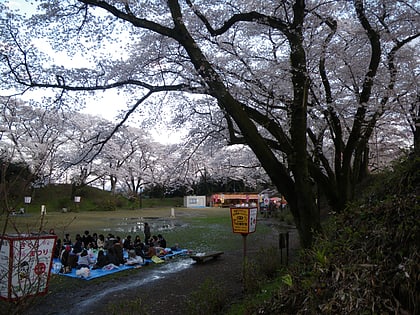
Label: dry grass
xmin=245 ymin=156 xmax=420 ymax=315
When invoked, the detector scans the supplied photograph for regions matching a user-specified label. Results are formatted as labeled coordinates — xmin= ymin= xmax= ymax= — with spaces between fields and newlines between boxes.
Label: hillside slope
xmin=253 ymin=157 xmax=419 ymax=314
xmin=25 ymin=184 xmax=182 ymax=212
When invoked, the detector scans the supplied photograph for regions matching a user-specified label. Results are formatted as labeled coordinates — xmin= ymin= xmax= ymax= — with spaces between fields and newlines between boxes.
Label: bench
xmin=190 ymin=251 xmax=224 ymax=263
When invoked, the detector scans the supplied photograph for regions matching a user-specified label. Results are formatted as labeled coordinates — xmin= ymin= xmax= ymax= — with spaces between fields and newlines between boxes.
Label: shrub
xmin=251 ymin=156 xmax=419 ymax=314
xmin=242 ymin=246 xmax=283 ymax=293
xmin=94 ymin=199 xmax=117 ymax=211
xmin=186 ymin=278 xmax=226 ymax=315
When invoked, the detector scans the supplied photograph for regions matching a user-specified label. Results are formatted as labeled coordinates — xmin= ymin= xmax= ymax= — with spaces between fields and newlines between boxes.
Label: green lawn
xmin=1 ymin=206 xmax=274 ymax=252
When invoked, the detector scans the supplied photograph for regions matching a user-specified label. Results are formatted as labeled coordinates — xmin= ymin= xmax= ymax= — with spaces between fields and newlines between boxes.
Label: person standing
xmin=144 ymin=222 xmax=151 ymax=245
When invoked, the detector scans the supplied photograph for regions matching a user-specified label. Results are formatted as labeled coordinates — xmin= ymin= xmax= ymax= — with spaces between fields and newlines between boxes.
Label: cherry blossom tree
xmin=1 ymin=0 xmax=418 ymax=247
xmin=112 ymin=128 xmax=160 ymax=202
xmin=0 ymin=97 xmax=72 ymax=185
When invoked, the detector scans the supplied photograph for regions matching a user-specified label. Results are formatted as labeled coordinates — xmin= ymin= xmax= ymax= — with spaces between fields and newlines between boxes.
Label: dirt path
xmin=21 ymin=220 xmax=300 ymax=315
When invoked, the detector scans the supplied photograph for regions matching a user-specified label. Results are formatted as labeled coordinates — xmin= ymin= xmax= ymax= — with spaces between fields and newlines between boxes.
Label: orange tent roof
xmin=212 ymin=193 xmax=259 ymax=200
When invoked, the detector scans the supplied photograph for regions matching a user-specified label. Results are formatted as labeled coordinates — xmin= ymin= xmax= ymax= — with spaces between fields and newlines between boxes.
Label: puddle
xmin=72 ymin=258 xmax=192 ymax=314
xmin=100 ymin=218 xmax=188 ymax=235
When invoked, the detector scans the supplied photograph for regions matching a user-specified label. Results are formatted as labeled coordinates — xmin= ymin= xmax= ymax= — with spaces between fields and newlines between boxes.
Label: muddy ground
xmin=17 ymin=219 xmax=299 ymax=315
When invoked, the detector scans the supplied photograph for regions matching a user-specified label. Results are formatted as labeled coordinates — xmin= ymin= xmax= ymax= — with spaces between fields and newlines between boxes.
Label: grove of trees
xmin=0 ymin=98 xmax=270 ymax=208
xmin=1 ymin=0 xmax=418 ymax=247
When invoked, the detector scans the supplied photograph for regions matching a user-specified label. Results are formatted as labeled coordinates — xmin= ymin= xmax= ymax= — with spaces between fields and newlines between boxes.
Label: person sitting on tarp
xmin=133 ymin=235 xmax=147 ymax=258
xmin=125 ymin=250 xmax=144 ymax=266
xmin=77 ymin=249 xmax=94 ymax=269
xmin=81 ymin=230 xmax=94 ymax=249
xmin=113 ymin=236 xmax=126 ymax=265
xmin=144 ymin=245 xmax=157 ymax=259
xmin=72 ymin=234 xmax=83 ymax=254
xmin=106 ymin=246 xmax=121 ymax=266
xmin=157 ymin=234 xmax=167 ymax=248
xmin=170 ymin=243 xmax=180 ymax=251
xmin=123 ymin=235 xmax=134 ymax=251
xmin=60 ymin=245 xmax=71 ymax=267
xmin=104 ymin=233 xmax=116 ymax=250
xmin=149 ymin=235 xmax=159 ymax=247
xmin=63 ymin=233 xmax=72 ymax=246
xmin=59 ymin=243 xmax=79 ymax=270
xmin=97 ymin=234 xmax=105 ymax=249
xmin=92 ymin=250 xmax=109 ymax=269
xmin=54 ymin=238 xmax=62 ymax=258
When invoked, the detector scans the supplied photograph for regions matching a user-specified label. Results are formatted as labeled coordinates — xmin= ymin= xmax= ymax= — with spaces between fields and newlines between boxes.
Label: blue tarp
xmin=50 ymin=249 xmax=188 ymax=280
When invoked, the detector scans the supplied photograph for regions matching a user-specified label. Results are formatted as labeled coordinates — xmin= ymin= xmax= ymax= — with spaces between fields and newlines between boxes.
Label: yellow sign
xmin=230 ymin=207 xmax=258 ymax=234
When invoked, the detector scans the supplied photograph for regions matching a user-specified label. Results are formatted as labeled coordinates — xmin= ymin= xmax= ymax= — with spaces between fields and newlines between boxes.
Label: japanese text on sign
xmin=230 ymin=207 xmax=258 ymax=234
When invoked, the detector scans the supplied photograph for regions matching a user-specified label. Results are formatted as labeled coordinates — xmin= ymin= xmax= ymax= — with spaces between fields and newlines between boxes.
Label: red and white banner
xmin=0 ymin=234 xmax=57 ymax=301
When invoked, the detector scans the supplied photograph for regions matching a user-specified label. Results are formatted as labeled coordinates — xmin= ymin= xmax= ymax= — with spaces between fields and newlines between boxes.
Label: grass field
xmin=1 ymin=206 xmax=276 ymax=253
xmin=0 ymin=185 xmax=292 ymax=314
xmin=2 ymin=183 xmax=287 ymax=257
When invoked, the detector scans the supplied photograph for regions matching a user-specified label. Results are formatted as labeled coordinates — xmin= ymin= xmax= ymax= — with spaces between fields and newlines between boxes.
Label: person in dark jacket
xmin=63 ymin=233 xmax=72 ymax=246
xmin=60 ymin=245 xmax=71 ymax=266
xmin=123 ymin=235 xmax=133 ymax=251
xmin=134 ymin=235 xmax=146 ymax=257
xmin=157 ymin=234 xmax=167 ymax=248
xmin=113 ymin=238 xmax=125 ymax=265
xmin=81 ymin=230 xmax=93 ymax=248
xmin=72 ymin=234 xmax=83 ymax=254
xmin=106 ymin=246 xmax=120 ymax=266
xmin=92 ymin=250 xmax=109 ymax=269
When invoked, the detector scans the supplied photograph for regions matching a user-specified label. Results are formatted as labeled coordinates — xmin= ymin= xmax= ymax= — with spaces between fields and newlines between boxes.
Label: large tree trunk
xmin=284 ymin=1 xmax=321 ymax=247
xmin=287 ymin=188 xmax=320 ymax=249
xmin=170 ymin=0 xmax=321 ymax=248
xmin=414 ymin=98 xmax=420 ymax=158
xmin=282 ymin=162 xmax=320 ymax=247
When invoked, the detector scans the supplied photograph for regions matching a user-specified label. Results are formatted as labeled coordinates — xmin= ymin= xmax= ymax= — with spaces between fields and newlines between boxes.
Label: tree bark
xmin=414 ymin=96 xmax=420 ymax=158
xmin=166 ymin=0 xmax=321 ymax=247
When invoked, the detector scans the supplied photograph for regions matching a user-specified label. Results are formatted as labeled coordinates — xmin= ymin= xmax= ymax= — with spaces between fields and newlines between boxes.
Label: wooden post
xmin=279 ymin=231 xmax=290 ymax=265
xmin=242 ymin=233 xmax=247 ymax=288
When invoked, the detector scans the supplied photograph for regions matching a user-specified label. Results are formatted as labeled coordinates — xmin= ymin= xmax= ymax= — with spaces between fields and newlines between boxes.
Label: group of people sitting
xmin=55 ymin=227 xmax=172 ymax=272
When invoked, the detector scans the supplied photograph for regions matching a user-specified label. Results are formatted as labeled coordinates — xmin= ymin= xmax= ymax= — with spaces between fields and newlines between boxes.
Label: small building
xmin=184 ymin=195 xmax=207 ymax=208
xmin=210 ymin=193 xmax=260 ymax=207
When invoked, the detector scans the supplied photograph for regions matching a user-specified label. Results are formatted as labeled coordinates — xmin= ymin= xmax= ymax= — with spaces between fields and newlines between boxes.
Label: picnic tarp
xmin=51 ymin=249 xmax=188 ymax=280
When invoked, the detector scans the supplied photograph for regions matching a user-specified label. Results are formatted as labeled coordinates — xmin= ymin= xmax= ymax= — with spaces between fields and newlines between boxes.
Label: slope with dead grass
xmin=241 ymin=157 xmax=419 ymax=314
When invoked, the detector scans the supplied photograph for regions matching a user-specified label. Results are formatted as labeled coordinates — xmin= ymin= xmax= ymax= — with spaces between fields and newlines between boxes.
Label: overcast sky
xmin=2 ymin=0 xmax=185 ymax=144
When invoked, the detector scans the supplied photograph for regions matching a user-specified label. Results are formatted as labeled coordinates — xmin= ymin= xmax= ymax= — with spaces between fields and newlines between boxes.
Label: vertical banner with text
xmin=0 ymin=234 xmax=57 ymax=301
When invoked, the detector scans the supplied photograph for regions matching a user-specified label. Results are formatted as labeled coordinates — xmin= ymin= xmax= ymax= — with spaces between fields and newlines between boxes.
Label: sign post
xmin=74 ymin=196 xmax=81 ymax=212
xmin=230 ymin=207 xmax=258 ymax=286
xmin=22 ymin=196 xmax=31 ymax=214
